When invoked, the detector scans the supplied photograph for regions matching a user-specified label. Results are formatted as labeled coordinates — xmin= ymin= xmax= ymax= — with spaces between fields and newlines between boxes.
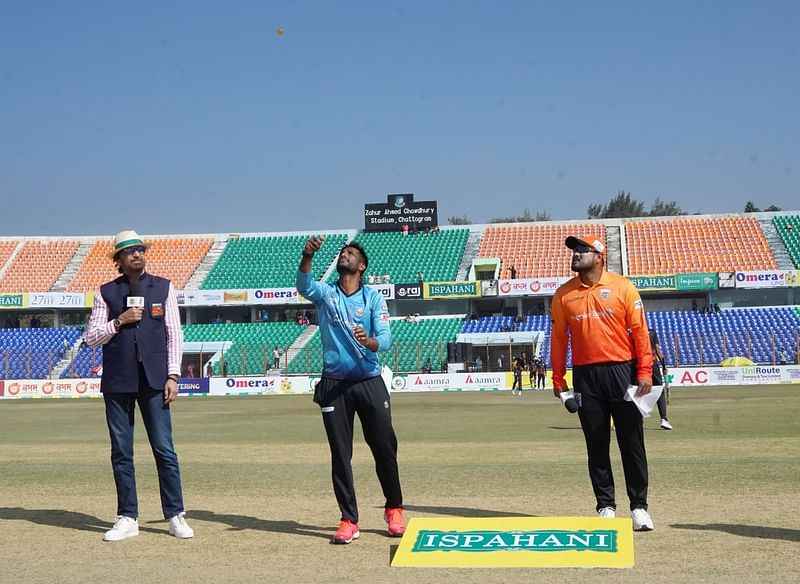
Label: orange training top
xmin=550 ymin=270 xmax=652 ymax=389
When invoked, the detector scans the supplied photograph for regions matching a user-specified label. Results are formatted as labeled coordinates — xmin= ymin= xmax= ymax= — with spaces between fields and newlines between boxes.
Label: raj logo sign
xmin=394 ymin=283 xmax=422 ymax=299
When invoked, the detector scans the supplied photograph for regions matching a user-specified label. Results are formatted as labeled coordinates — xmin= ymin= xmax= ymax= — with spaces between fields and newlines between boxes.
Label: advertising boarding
xmin=498 ymin=277 xmax=566 ymax=297
xmin=734 ymin=270 xmax=798 ymax=289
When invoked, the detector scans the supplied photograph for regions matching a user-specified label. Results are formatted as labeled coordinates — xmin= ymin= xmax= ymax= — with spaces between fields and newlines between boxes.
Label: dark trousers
xmin=573 ymin=361 xmax=648 ymax=512
xmin=656 ymin=390 xmax=668 ymax=420
xmin=653 ymin=361 xmax=668 ymax=420
xmin=103 ymin=366 xmax=185 ymax=519
xmin=512 ymin=370 xmax=522 ymax=390
xmin=314 ymin=376 xmax=403 ymax=523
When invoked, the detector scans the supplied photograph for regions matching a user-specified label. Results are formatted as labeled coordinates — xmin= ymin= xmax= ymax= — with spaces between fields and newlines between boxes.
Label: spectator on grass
xmin=650 ymin=330 xmax=672 ymax=430
xmin=511 ymin=354 xmax=525 ymax=395
xmin=535 ymin=357 xmax=547 ymax=390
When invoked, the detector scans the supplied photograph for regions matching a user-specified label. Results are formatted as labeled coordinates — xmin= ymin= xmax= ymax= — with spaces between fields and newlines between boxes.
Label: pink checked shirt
xmin=86 ymin=277 xmax=183 ymax=376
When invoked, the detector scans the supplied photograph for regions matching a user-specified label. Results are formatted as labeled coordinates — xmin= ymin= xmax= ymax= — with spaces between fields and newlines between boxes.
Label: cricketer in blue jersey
xmin=297 ymin=236 xmax=406 ymax=544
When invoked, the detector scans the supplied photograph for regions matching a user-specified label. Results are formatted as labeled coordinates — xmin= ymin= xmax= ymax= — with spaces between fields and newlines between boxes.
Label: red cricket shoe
xmin=384 ymin=507 xmax=406 ymax=537
xmin=332 ymin=519 xmax=360 ymax=544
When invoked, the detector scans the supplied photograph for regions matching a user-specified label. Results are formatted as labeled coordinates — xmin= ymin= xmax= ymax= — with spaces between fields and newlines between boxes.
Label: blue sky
xmin=1 ymin=1 xmax=798 ymax=236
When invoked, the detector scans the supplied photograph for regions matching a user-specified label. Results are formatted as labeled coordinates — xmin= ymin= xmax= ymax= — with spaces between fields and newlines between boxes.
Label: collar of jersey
xmin=575 ymin=270 xmax=612 ymax=289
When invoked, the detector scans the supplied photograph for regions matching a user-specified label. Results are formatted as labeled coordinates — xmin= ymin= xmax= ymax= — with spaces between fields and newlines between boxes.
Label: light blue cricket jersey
xmin=296 ymin=270 xmax=391 ymax=380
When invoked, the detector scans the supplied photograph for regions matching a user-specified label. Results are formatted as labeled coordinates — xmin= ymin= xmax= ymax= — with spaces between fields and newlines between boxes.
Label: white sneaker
xmin=168 ymin=512 xmax=194 ymax=538
xmin=103 ymin=516 xmax=139 ymax=541
xmin=660 ymin=419 xmax=673 ymax=430
xmin=632 ymin=508 xmax=654 ymax=531
xmin=597 ymin=507 xmax=616 ymax=519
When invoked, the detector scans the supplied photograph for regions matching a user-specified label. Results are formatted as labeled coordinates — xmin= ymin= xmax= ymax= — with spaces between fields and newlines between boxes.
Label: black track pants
xmin=314 ymin=376 xmax=403 ymax=522
xmin=572 ymin=361 xmax=649 ymax=512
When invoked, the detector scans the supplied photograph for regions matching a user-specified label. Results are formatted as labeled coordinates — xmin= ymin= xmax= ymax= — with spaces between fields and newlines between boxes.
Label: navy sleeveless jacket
xmin=100 ymin=273 xmax=171 ymax=393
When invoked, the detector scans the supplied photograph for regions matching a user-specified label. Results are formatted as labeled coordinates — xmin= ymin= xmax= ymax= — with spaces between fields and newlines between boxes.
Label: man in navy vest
xmin=86 ymin=230 xmax=193 ymax=541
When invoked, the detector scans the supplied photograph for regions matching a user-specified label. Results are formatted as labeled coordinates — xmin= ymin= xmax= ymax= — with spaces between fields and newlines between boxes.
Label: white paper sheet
xmin=624 ymin=385 xmax=664 ymax=418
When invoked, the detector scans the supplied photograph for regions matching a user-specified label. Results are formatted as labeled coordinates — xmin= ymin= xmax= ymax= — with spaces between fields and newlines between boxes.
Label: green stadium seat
xmin=201 ymin=234 xmax=349 ymax=289
xmin=773 ymin=215 xmax=800 ymax=268
xmin=325 ymin=229 xmax=469 ymax=284
xmin=183 ymin=322 xmax=306 ymax=376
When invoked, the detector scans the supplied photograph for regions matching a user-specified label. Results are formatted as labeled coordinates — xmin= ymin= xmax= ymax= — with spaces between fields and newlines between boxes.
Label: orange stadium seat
xmin=0 ymin=241 xmax=19 ymax=269
xmin=625 ymin=217 xmax=777 ymax=274
xmin=0 ymin=240 xmax=80 ymax=293
xmin=478 ymin=223 xmax=602 ymax=278
xmin=67 ymin=237 xmax=213 ymax=292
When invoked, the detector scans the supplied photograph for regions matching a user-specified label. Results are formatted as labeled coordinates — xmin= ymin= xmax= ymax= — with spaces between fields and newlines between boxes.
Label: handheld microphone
xmin=127 ymin=279 xmax=144 ymax=308
xmin=559 ymin=390 xmax=579 ymax=413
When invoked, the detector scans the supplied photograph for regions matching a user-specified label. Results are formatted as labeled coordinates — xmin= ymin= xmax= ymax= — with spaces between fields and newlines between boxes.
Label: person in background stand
xmin=297 ymin=236 xmax=405 ymax=545
xmin=273 ymin=346 xmax=282 ymax=370
xmin=86 ymin=230 xmax=193 ymax=541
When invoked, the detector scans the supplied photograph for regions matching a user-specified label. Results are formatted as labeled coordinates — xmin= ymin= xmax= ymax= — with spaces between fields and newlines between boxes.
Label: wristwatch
xmin=113 ymin=318 xmax=121 ymax=330
xmin=167 ymin=374 xmax=179 ymax=382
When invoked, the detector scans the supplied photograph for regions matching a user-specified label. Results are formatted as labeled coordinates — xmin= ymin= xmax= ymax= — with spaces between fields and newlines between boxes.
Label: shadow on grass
xmin=401 ymin=504 xmax=536 ymax=518
xmin=0 ymin=507 xmax=157 ymax=535
xmin=188 ymin=509 xmax=334 ymax=541
xmin=672 ymin=523 xmax=800 ymax=542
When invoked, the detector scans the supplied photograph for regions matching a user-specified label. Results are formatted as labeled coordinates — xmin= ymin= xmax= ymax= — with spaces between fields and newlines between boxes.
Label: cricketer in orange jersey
xmin=549 ymin=234 xmax=656 ymax=531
